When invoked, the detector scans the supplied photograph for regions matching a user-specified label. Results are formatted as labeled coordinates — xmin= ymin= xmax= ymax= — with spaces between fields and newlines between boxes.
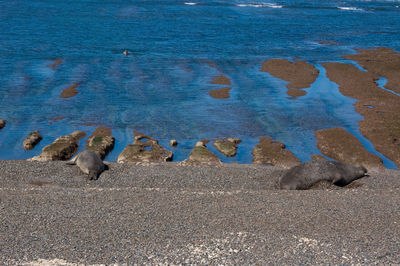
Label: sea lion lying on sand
xmin=279 ymin=160 xmax=367 ymax=190
xmin=67 ymin=150 xmax=106 ymax=180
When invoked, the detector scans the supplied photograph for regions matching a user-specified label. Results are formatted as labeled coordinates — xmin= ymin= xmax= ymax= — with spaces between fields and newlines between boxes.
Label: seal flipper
xmin=66 ymin=154 xmax=79 ymax=165
xmin=88 ymin=170 xmax=98 ymax=181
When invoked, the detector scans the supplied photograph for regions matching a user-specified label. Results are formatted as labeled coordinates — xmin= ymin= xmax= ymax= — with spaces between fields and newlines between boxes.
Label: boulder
xmin=252 ymin=136 xmax=300 ymax=168
xmin=213 ymin=138 xmax=241 ymax=157
xmin=183 ymin=142 xmax=221 ymax=165
xmin=85 ymin=127 xmax=115 ymax=159
xmin=23 ymin=131 xmax=42 ymax=150
xmin=117 ymin=132 xmax=173 ymax=163
xmin=29 ymin=131 xmax=86 ymax=161
xmin=0 ymin=120 xmax=5 ymax=129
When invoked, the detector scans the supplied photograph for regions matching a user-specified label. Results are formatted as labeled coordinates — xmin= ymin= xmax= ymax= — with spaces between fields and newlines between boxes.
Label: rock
xmin=170 ymin=139 xmax=178 ymax=147
xmin=29 ymin=131 xmax=86 ymax=161
xmin=209 ymin=87 xmax=232 ymax=99
xmin=0 ymin=120 xmax=5 ymax=129
xmin=183 ymin=142 xmax=221 ymax=165
xmin=226 ymin=138 xmax=242 ymax=144
xmin=311 ymin=154 xmax=327 ymax=161
xmin=252 ymin=136 xmax=300 ymax=168
xmin=23 ymin=131 xmax=42 ymax=150
xmin=85 ymin=127 xmax=115 ymax=159
xmin=117 ymin=132 xmax=173 ymax=164
xmin=323 ymin=48 xmax=400 ymax=168
xmin=315 ymin=128 xmax=384 ymax=169
xmin=209 ymin=75 xmax=231 ymax=85
xmin=261 ymin=59 xmax=319 ymax=98
xmin=60 ymin=83 xmax=79 ymax=98
xmin=213 ymin=139 xmax=239 ymax=157
xmin=195 ymin=141 xmax=205 ymax=147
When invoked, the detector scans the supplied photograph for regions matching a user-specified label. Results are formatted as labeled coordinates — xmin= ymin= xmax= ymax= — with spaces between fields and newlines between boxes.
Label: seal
xmin=67 ymin=150 xmax=106 ymax=180
xmin=279 ymin=160 xmax=367 ymax=190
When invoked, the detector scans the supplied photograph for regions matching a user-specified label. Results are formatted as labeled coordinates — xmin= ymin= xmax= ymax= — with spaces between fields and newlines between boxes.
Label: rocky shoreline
xmin=1 ymin=47 xmax=400 ymax=170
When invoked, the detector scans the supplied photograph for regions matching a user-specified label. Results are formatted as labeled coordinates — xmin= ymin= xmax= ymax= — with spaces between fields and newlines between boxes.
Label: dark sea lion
xmin=67 ymin=150 xmax=106 ymax=180
xmin=279 ymin=160 xmax=367 ymax=190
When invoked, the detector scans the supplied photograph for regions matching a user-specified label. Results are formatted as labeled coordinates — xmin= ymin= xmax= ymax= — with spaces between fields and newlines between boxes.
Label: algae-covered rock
xmin=213 ymin=138 xmax=241 ymax=157
xmin=29 ymin=131 xmax=86 ymax=161
xmin=252 ymin=136 xmax=300 ymax=168
xmin=315 ymin=128 xmax=384 ymax=169
xmin=85 ymin=127 xmax=115 ymax=159
xmin=117 ymin=132 xmax=173 ymax=163
xmin=23 ymin=130 xmax=42 ymax=150
xmin=0 ymin=120 xmax=5 ymax=130
xmin=311 ymin=154 xmax=327 ymax=161
xmin=184 ymin=143 xmax=221 ymax=165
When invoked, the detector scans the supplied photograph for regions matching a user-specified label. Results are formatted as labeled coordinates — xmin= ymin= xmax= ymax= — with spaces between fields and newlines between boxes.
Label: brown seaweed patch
xmin=209 ymin=87 xmax=232 ymax=99
xmin=323 ymin=58 xmax=400 ymax=168
xmin=60 ymin=83 xmax=79 ymax=98
xmin=207 ymin=61 xmax=217 ymax=68
xmin=252 ymin=136 xmax=300 ymax=168
xmin=48 ymin=116 xmax=66 ymax=125
xmin=315 ymin=128 xmax=384 ymax=169
xmin=287 ymin=88 xmax=307 ymax=98
xmin=210 ymin=75 xmax=231 ymax=85
xmin=261 ymin=59 xmax=319 ymax=97
xmin=48 ymin=59 xmax=63 ymax=69
xmin=343 ymin=47 xmax=400 ymax=95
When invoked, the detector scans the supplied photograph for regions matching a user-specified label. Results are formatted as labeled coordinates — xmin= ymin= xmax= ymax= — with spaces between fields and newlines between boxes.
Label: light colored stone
xmin=117 ymin=132 xmax=173 ymax=164
xmin=252 ymin=136 xmax=300 ymax=168
xmin=29 ymin=131 xmax=85 ymax=161
xmin=23 ymin=130 xmax=42 ymax=150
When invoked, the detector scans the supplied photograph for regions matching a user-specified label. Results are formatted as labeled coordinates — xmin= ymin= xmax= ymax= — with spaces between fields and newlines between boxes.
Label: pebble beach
xmin=1 ymin=161 xmax=400 ymax=264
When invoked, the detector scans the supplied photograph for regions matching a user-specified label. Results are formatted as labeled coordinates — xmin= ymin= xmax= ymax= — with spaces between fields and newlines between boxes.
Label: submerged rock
xmin=213 ymin=138 xmax=241 ymax=157
xmin=323 ymin=48 xmax=400 ymax=167
xmin=85 ymin=127 xmax=115 ymax=159
xmin=0 ymin=120 xmax=5 ymax=130
xmin=117 ymin=132 xmax=173 ymax=164
xmin=209 ymin=87 xmax=232 ymax=99
xmin=184 ymin=142 xmax=221 ymax=165
xmin=252 ymin=137 xmax=300 ymax=168
xmin=60 ymin=83 xmax=79 ymax=98
xmin=261 ymin=59 xmax=319 ymax=98
xmin=209 ymin=75 xmax=231 ymax=85
xmin=23 ymin=131 xmax=42 ymax=150
xmin=29 ymin=131 xmax=86 ymax=161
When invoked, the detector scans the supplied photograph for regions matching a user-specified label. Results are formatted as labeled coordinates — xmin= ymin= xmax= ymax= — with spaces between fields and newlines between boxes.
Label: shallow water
xmin=0 ymin=0 xmax=399 ymax=167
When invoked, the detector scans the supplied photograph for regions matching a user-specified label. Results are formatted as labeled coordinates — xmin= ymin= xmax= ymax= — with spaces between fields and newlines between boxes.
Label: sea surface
xmin=0 ymin=0 xmax=399 ymax=167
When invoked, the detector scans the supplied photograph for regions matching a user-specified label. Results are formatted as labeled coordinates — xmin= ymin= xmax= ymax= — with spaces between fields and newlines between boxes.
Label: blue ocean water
xmin=0 ymin=0 xmax=399 ymax=167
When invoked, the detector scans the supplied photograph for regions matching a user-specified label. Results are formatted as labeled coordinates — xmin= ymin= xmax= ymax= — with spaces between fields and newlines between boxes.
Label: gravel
xmin=0 ymin=160 xmax=399 ymax=264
